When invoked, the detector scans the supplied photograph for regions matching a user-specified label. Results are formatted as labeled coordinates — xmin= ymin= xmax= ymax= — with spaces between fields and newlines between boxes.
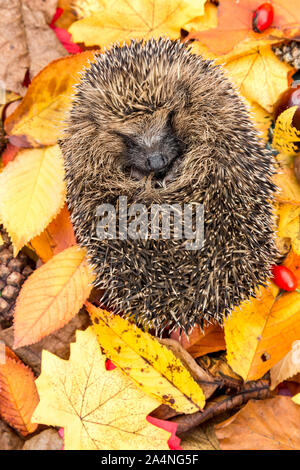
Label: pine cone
xmin=0 ymin=228 xmax=34 ymax=329
xmin=272 ymin=41 xmax=300 ymax=70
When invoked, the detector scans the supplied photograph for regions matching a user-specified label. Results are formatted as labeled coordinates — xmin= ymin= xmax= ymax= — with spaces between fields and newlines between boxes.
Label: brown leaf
xmin=180 ymin=423 xmax=220 ymax=450
xmin=171 ymin=323 xmax=226 ymax=358
xmin=0 ymin=0 xmax=67 ymax=95
xmin=0 ymin=309 xmax=90 ymax=375
xmin=22 ymin=429 xmax=63 ymax=450
xmin=0 ymin=418 xmax=24 ymax=450
xmin=215 ymin=396 xmax=300 ymax=450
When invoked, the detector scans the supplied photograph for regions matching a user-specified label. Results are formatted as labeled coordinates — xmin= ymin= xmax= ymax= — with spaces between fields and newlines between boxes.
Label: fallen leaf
xmin=32 ymin=327 xmax=172 ymax=450
xmin=13 ymin=245 xmax=95 ymax=348
xmin=0 ymin=419 xmax=23 ymax=450
xmin=283 ymin=249 xmax=300 ymax=283
xmin=273 ymin=168 xmax=300 ymax=204
xmin=69 ymin=0 xmax=206 ymax=48
xmin=277 ymin=203 xmax=300 ymax=254
xmin=171 ymin=323 xmax=226 ymax=358
xmin=0 ymin=145 xmax=66 ymax=255
xmin=87 ymin=302 xmax=206 ymax=413
xmin=29 ymin=204 xmax=76 ymax=263
xmin=183 ymin=1 xmax=217 ymax=32
xmin=273 ymin=106 xmax=300 ymax=155
xmin=0 ymin=347 xmax=39 ymax=436
xmin=215 ymin=396 xmax=300 ymax=450
xmin=180 ymin=423 xmax=220 ymax=450
xmin=0 ymin=0 xmax=67 ymax=95
xmin=224 ymin=284 xmax=300 ymax=380
xmin=189 ymin=0 xmax=300 ymax=56
xmin=223 ymin=45 xmax=292 ymax=113
xmin=271 ymin=340 xmax=300 ymax=389
xmin=292 ymin=393 xmax=300 ymax=405
xmin=5 ymin=51 xmax=95 ymax=147
xmin=22 ymin=429 xmax=63 ymax=451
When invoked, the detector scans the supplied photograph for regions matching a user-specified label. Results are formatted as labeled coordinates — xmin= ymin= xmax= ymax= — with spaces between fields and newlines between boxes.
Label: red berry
xmin=271 ymin=265 xmax=298 ymax=291
xmin=252 ymin=3 xmax=274 ymax=33
xmin=274 ymin=84 xmax=300 ymax=131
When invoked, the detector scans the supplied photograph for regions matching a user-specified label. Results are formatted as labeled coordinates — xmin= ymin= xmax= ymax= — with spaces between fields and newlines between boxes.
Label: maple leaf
xmin=0 ymin=0 xmax=67 ymax=96
xmin=215 ymin=396 xmax=300 ymax=450
xmin=0 ymin=347 xmax=39 ymax=436
xmin=32 ymin=327 xmax=173 ymax=450
xmin=5 ymin=51 xmax=95 ymax=147
xmin=270 ymin=340 xmax=300 ymax=389
xmin=223 ymin=45 xmax=292 ymax=113
xmin=273 ymin=106 xmax=300 ymax=155
xmin=86 ymin=302 xmax=207 ymax=414
xmin=69 ymin=0 xmax=206 ymax=48
xmin=13 ymin=245 xmax=95 ymax=348
xmin=278 ymin=203 xmax=300 ymax=254
xmin=224 ymin=284 xmax=300 ymax=381
xmin=0 ymin=145 xmax=66 ymax=255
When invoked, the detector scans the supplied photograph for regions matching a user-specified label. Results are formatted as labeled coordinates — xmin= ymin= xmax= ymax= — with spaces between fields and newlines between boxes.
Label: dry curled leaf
xmin=13 ymin=245 xmax=95 ymax=348
xmin=32 ymin=327 xmax=172 ymax=450
xmin=273 ymin=106 xmax=300 ymax=155
xmin=87 ymin=302 xmax=206 ymax=414
xmin=215 ymin=396 xmax=300 ymax=450
xmin=0 ymin=0 xmax=67 ymax=95
xmin=271 ymin=341 xmax=300 ymax=389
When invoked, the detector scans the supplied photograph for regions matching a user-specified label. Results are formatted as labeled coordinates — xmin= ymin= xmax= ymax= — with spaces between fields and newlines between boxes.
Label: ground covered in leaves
xmin=1 ymin=0 xmax=300 ymax=451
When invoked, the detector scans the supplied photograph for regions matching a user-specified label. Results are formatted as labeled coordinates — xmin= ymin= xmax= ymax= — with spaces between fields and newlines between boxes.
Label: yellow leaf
xmin=14 ymin=245 xmax=95 ymax=348
xmin=5 ymin=52 xmax=95 ymax=147
xmin=223 ymin=46 xmax=292 ymax=113
xmin=69 ymin=0 xmax=206 ymax=48
xmin=32 ymin=328 xmax=171 ymax=450
xmin=273 ymin=168 xmax=300 ymax=204
xmin=183 ymin=2 xmax=217 ymax=32
xmin=273 ymin=106 xmax=300 ymax=155
xmin=87 ymin=302 xmax=205 ymax=413
xmin=225 ymin=285 xmax=300 ymax=380
xmin=246 ymin=100 xmax=272 ymax=142
xmin=292 ymin=393 xmax=300 ymax=405
xmin=72 ymin=0 xmax=108 ymax=18
xmin=278 ymin=203 xmax=300 ymax=254
xmin=0 ymin=146 xmax=66 ymax=255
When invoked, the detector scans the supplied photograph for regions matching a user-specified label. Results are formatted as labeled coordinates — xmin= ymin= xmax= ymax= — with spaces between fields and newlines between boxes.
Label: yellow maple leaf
xmin=225 ymin=284 xmax=300 ymax=381
xmin=183 ymin=1 xmax=217 ymax=32
xmin=86 ymin=302 xmax=205 ymax=414
xmin=0 ymin=146 xmax=66 ymax=255
xmin=272 ymin=106 xmax=300 ymax=155
xmin=69 ymin=0 xmax=206 ymax=48
xmin=5 ymin=52 xmax=95 ymax=147
xmin=14 ymin=245 xmax=95 ymax=348
xmin=32 ymin=327 xmax=171 ymax=450
xmin=223 ymin=45 xmax=292 ymax=113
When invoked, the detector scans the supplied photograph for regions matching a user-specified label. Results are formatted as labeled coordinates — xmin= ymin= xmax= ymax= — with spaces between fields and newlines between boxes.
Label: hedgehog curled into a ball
xmin=60 ymin=38 xmax=278 ymax=333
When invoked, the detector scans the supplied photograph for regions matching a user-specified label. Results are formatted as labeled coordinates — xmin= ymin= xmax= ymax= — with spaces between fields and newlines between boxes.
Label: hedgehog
xmin=60 ymin=38 xmax=278 ymax=334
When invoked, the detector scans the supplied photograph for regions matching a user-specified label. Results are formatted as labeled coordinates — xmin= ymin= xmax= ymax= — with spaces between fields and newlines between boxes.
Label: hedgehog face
xmin=114 ymin=114 xmax=183 ymax=182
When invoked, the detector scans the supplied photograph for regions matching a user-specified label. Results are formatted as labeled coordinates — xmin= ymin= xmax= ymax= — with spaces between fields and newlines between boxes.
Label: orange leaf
xmin=5 ymin=51 xmax=96 ymax=147
xmin=171 ymin=323 xmax=226 ymax=358
xmin=283 ymin=249 xmax=300 ymax=284
xmin=225 ymin=285 xmax=300 ymax=381
xmin=189 ymin=0 xmax=300 ymax=56
xmin=13 ymin=245 xmax=95 ymax=348
xmin=0 ymin=348 xmax=39 ymax=436
xmin=215 ymin=396 xmax=300 ymax=450
xmin=29 ymin=204 xmax=76 ymax=263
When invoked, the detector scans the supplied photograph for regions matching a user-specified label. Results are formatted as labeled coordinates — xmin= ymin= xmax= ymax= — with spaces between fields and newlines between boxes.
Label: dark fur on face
xmin=113 ymin=112 xmax=183 ymax=182
xmin=60 ymin=39 xmax=278 ymax=333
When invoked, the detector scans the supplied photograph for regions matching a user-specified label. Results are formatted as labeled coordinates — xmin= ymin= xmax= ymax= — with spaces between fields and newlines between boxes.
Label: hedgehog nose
xmin=147 ymin=153 xmax=167 ymax=172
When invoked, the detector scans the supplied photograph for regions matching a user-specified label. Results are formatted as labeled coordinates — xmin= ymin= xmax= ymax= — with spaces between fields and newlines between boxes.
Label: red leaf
xmin=146 ymin=416 xmax=181 ymax=450
xmin=50 ymin=8 xmax=82 ymax=54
